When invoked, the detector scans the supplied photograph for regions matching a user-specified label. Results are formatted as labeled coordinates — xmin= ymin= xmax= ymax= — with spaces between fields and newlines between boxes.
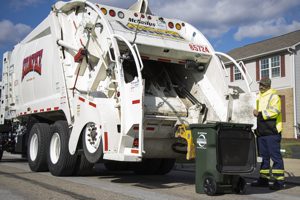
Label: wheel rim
xmin=50 ymin=132 xmax=61 ymax=164
xmin=204 ymin=177 xmax=216 ymax=195
xmin=85 ymin=123 xmax=101 ymax=154
xmin=29 ymin=133 xmax=38 ymax=161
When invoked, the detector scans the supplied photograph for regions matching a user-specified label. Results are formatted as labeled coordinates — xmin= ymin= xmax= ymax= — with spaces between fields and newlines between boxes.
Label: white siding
xmin=295 ymin=45 xmax=300 ymax=126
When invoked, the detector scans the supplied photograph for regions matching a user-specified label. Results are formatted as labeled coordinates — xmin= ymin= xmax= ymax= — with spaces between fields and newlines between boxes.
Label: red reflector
xmin=141 ymin=14 xmax=145 ymax=18
xmin=133 ymin=127 xmax=139 ymax=131
xmin=34 ymin=110 xmax=38 ymax=113
xmin=134 ymin=13 xmax=138 ymax=17
xmin=47 ymin=108 xmax=51 ymax=111
xmin=109 ymin=9 xmax=116 ymax=17
xmin=146 ymin=127 xmax=155 ymax=131
xmin=40 ymin=109 xmax=44 ymax=112
xmin=147 ymin=16 xmax=152 ymax=20
xmin=141 ymin=56 xmax=150 ymax=60
xmin=133 ymin=138 xmax=139 ymax=147
xmin=79 ymin=97 xmax=85 ymax=102
xmin=104 ymin=132 xmax=108 ymax=151
xmin=89 ymin=102 xmax=97 ymax=108
xmin=54 ymin=107 xmax=59 ymax=111
xmin=74 ymin=48 xmax=87 ymax=63
xmin=158 ymin=58 xmax=171 ymax=63
xmin=131 ymin=149 xmax=139 ymax=154
xmin=168 ymin=22 xmax=174 ymax=29
xmin=132 ymin=100 xmax=140 ymax=104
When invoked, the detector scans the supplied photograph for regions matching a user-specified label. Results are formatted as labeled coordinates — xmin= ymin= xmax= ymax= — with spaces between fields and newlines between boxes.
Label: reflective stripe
xmin=266 ymin=94 xmax=274 ymax=109
xmin=274 ymin=176 xmax=285 ymax=181
xmin=260 ymin=174 xmax=270 ymax=179
xmin=269 ymin=107 xmax=280 ymax=114
xmin=260 ymin=169 xmax=270 ymax=174
xmin=263 ymin=110 xmax=271 ymax=119
xmin=272 ymin=169 xmax=285 ymax=174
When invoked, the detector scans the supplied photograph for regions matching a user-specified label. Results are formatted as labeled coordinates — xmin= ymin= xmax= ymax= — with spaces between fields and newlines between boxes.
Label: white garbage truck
xmin=0 ymin=0 xmax=255 ymax=176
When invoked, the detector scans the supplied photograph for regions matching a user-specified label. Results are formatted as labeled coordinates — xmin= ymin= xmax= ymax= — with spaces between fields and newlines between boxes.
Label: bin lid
xmin=189 ymin=122 xmax=253 ymax=129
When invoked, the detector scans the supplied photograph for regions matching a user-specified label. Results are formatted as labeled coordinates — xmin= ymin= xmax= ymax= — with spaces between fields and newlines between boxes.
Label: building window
xmin=234 ymin=66 xmax=242 ymax=80
xmin=260 ymin=55 xmax=281 ymax=78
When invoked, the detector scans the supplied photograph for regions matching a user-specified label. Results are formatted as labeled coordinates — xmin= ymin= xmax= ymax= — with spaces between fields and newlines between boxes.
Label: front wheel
xmin=203 ymin=177 xmax=217 ymax=196
xmin=47 ymin=121 xmax=77 ymax=176
xmin=73 ymin=153 xmax=95 ymax=176
xmin=83 ymin=123 xmax=103 ymax=163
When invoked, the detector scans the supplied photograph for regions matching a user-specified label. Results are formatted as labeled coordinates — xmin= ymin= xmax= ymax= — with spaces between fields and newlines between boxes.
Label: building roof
xmin=227 ymin=29 xmax=300 ymax=61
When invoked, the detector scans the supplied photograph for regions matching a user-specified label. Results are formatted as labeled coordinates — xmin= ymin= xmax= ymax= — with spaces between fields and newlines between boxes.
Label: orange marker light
xmin=176 ymin=23 xmax=182 ymax=30
xmin=101 ymin=7 xmax=107 ymax=15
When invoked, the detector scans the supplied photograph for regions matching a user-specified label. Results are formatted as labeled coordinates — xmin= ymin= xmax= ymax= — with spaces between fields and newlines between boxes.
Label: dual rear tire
xmin=27 ymin=123 xmax=50 ymax=172
xmin=47 ymin=121 xmax=77 ymax=176
xmin=27 ymin=121 xmax=94 ymax=176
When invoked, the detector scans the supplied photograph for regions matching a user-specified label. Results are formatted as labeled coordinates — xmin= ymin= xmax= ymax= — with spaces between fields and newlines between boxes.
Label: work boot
xmin=251 ymin=178 xmax=269 ymax=187
xmin=269 ymin=181 xmax=285 ymax=190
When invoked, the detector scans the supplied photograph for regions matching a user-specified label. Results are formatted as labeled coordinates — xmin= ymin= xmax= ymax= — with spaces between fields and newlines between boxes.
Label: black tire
xmin=27 ymin=123 xmax=50 ymax=172
xmin=0 ymin=149 xmax=3 ymax=161
xmin=82 ymin=123 xmax=103 ymax=163
xmin=47 ymin=121 xmax=77 ymax=176
xmin=203 ymin=177 xmax=217 ymax=196
xmin=156 ymin=159 xmax=175 ymax=175
xmin=74 ymin=153 xmax=95 ymax=176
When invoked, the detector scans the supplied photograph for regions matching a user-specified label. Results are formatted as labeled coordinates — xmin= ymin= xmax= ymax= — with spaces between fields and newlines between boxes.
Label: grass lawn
xmin=281 ymin=138 xmax=300 ymax=158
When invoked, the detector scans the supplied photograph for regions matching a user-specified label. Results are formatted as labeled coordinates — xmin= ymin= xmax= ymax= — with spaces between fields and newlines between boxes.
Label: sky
xmin=0 ymin=0 xmax=300 ymax=71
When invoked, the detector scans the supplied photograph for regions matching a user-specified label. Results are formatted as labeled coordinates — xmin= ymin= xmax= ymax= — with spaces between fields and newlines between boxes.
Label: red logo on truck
xmin=22 ymin=49 xmax=43 ymax=81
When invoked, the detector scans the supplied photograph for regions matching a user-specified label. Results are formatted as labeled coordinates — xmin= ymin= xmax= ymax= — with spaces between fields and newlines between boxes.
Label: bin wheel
xmin=203 ymin=177 xmax=217 ymax=196
xmin=233 ymin=177 xmax=246 ymax=194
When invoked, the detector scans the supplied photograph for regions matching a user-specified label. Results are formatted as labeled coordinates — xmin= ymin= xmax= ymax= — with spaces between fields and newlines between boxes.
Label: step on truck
xmin=0 ymin=0 xmax=256 ymax=175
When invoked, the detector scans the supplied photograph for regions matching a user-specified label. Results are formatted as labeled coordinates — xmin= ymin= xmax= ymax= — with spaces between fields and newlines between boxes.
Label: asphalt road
xmin=1 ymin=152 xmax=300 ymax=200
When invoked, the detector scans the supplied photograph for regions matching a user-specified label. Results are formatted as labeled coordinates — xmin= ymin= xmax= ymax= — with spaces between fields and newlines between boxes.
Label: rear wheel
xmin=27 ymin=123 xmax=50 ymax=172
xmin=47 ymin=121 xmax=77 ymax=176
xmin=83 ymin=123 xmax=103 ymax=163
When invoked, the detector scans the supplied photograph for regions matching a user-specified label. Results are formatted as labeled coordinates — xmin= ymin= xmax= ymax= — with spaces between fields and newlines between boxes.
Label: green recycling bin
xmin=190 ymin=122 xmax=256 ymax=195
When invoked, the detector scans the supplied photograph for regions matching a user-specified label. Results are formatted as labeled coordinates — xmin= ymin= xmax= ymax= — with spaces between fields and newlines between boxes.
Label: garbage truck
xmin=0 ymin=0 xmax=256 ymax=177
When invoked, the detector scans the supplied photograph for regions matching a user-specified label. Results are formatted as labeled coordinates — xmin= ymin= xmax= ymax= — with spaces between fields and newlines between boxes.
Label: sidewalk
xmin=175 ymin=158 xmax=300 ymax=185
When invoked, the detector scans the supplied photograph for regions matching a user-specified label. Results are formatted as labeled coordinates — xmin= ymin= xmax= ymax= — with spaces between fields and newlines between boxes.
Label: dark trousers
xmin=258 ymin=134 xmax=285 ymax=183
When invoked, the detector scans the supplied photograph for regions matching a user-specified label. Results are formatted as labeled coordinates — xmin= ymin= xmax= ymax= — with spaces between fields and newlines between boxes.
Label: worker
xmin=251 ymin=77 xmax=285 ymax=190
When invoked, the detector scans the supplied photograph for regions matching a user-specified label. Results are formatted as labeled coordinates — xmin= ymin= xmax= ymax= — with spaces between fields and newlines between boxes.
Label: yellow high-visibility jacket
xmin=256 ymin=88 xmax=282 ymax=135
